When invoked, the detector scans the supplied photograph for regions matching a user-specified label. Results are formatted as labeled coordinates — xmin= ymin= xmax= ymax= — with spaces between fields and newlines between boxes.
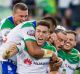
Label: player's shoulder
xmin=20 ymin=20 xmax=36 ymax=29
xmin=71 ymin=48 xmax=79 ymax=53
xmin=0 ymin=16 xmax=15 ymax=29
xmin=0 ymin=18 xmax=7 ymax=27
xmin=43 ymin=42 xmax=56 ymax=52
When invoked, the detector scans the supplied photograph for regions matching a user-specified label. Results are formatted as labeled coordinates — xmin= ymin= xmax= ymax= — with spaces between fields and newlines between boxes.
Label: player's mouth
xmin=65 ymin=43 xmax=71 ymax=47
xmin=57 ymin=46 xmax=62 ymax=50
xmin=37 ymin=38 xmax=44 ymax=45
xmin=38 ymin=38 xmax=43 ymax=42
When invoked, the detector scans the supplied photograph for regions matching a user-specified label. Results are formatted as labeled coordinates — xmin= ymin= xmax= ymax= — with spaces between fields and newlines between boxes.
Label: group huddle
xmin=0 ymin=3 xmax=80 ymax=74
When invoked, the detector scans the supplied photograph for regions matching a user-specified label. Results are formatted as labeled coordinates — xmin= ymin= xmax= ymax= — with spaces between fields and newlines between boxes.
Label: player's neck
xmin=63 ymin=49 xmax=71 ymax=54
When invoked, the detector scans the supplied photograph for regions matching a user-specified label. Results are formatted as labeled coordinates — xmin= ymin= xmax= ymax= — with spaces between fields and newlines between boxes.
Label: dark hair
xmin=36 ymin=20 xmax=50 ymax=29
xmin=13 ymin=3 xmax=28 ymax=12
xmin=55 ymin=16 xmax=62 ymax=25
xmin=66 ymin=30 xmax=77 ymax=37
xmin=42 ymin=16 xmax=57 ymax=28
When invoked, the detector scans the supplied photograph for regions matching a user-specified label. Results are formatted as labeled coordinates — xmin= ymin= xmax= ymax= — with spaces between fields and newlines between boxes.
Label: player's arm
xmin=2 ymin=42 xmax=18 ymax=59
xmin=25 ymin=36 xmax=57 ymax=59
xmin=1 ymin=28 xmax=11 ymax=36
xmin=1 ymin=28 xmax=11 ymax=42
xmin=49 ymin=48 xmax=62 ymax=74
xmin=21 ymin=24 xmax=54 ymax=59
xmin=49 ymin=60 xmax=59 ymax=74
xmin=25 ymin=41 xmax=45 ymax=59
xmin=26 ymin=36 xmax=59 ymax=59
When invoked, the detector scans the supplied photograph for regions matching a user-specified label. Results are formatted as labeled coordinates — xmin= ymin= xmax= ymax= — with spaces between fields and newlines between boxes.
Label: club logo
xmin=24 ymin=58 xmax=32 ymax=65
xmin=27 ymin=30 xmax=35 ymax=36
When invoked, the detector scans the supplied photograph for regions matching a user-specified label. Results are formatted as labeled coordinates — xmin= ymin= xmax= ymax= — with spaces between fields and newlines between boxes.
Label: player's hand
xmin=54 ymin=58 xmax=63 ymax=67
xmin=51 ymin=52 xmax=58 ymax=63
xmin=53 ymin=58 xmax=63 ymax=70
xmin=3 ymin=50 xmax=11 ymax=59
xmin=2 ymin=42 xmax=17 ymax=59
xmin=50 ymin=57 xmax=63 ymax=71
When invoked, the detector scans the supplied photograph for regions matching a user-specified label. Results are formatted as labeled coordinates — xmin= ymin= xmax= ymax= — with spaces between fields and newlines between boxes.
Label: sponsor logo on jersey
xmin=27 ymin=30 xmax=35 ymax=36
xmin=34 ymin=61 xmax=49 ymax=65
xmin=61 ymin=63 xmax=75 ymax=70
xmin=24 ymin=58 xmax=32 ymax=65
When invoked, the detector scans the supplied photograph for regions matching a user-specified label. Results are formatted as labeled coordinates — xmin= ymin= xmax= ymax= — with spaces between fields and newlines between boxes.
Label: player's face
xmin=63 ymin=33 xmax=76 ymax=50
xmin=54 ymin=32 xmax=67 ymax=50
xmin=13 ymin=9 xmax=28 ymax=25
xmin=35 ymin=25 xmax=49 ymax=46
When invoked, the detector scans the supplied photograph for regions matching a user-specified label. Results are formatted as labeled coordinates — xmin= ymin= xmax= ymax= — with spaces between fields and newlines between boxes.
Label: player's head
xmin=42 ymin=16 xmax=57 ymax=33
xmin=49 ymin=29 xmax=67 ymax=50
xmin=35 ymin=20 xmax=50 ymax=46
xmin=12 ymin=3 xmax=28 ymax=25
xmin=63 ymin=30 xmax=77 ymax=51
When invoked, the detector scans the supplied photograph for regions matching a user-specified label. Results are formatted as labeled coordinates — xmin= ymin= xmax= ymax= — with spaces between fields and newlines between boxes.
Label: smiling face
xmin=63 ymin=33 xmax=76 ymax=51
xmin=35 ymin=25 xmax=49 ymax=46
xmin=13 ymin=9 xmax=28 ymax=25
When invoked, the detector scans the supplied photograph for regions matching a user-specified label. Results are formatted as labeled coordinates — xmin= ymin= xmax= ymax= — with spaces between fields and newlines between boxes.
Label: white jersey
xmin=0 ymin=17 xmax=16 ymax=63
xmin=58 ymin=60 xmax=80 ymax=74
xmin=6 ymin=21 xmax=36 ymax=44
xmin=17 ymin=46 xmax=49 ymax=74
xmin=17 ymin=41 xmax=56 ymax=74
xmin=4 ymin=21 xmax=49 ymax=74
xmin=0 ymin=31 xmax=3 ymax=46
xmin=2 ymin=21 xmax=57 ymax=74
xmin=0 ymin=21 xmax=35 ymax=60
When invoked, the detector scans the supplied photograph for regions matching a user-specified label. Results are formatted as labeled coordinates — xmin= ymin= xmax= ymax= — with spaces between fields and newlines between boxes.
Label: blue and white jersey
xmin=0 ymin=19 xmax=37 ymax=74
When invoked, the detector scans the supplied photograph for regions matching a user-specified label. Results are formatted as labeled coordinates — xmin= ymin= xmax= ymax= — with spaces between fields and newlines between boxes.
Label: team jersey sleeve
xmin=0 ymin=31 xmax=3 ymax=46
xmin=43 ymin=42 xmax=57 ymax=56
xmin=0 ymin=19 xmax=11 ymax=37
xmin=78 ymin=62 xmax=80 ymax=68
xmin=0 ymin=17 xmax=15 ymax=42
xmin=51 ymin=46 xmax=57 ymax=55
xmin=1 ymin=28 xmax=11 ymax=42
xmin=1 ymin=28 xmax=11 ymax=37
xmin=77 ymin=52 xmax=80 ymax=68
xmin=20 ymin=23 xmax=36 ymax=42
xmin=48 ymin=43 xmax=57 ymax=55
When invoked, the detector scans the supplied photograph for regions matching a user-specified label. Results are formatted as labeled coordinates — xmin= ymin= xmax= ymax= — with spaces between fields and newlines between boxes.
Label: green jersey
xmin=0 ymin=16 xmax=15 ymax=43
xmin=58 ymin=48 xmax=80 ymax=74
